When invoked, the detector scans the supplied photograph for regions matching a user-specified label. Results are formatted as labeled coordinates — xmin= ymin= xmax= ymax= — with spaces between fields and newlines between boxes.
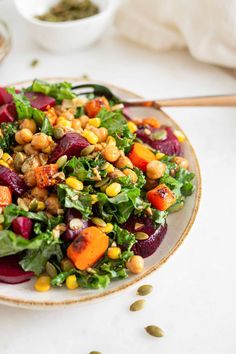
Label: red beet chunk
xmin=122 ymin=215 xmax=167 ymax=258
xmin=0 ymin=103 xmax=17 ymax=123
xmin=12 ymin=217 xmax=33 ymax=239
xmin=0 ymin=166 xmax=27 ymax=197
xmin=0 ymin=255 xmax=34 ymax=284
xmin=0 ymin=87 xmax=13 ymax=105
xmin=136 ymin=126 xmax=181 ymax=156
xmin=25 ymin=92 xmax=56 ymax=111
xmin=48 ymin=132 xmax=89 ymax=164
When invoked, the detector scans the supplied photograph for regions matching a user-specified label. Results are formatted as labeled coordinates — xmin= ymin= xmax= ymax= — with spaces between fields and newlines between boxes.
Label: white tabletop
xmin=1 ymin=1 xmax=236 ymax=354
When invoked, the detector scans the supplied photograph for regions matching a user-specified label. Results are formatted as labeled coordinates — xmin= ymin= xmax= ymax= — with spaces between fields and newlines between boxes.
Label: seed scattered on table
xmin=137 ymin=284 xmax=153 ymax=296
xmin=30 ymin=59 xmax=39 ymax=67
xmin=129 ymin=299 xmax=146 ymax=312
xmin=145 ymin=325 xmax=164 ymax=337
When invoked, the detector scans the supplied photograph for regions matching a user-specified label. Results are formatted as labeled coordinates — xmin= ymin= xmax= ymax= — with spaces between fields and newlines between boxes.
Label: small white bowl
xmin=14 ymin=0 xmax=116 ymax=52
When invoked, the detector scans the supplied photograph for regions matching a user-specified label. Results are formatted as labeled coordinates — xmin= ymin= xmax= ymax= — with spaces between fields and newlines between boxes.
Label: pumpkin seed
xmin=39 ymin=153 xmax=48 ymax=165
xmin=134 ymin=222 xmax=144 ymax=230
xmin=56 ymin=155 xmax=68 ymax=168
xmin=135 ymin=232 xmax=149 ymax=241
xmin=90 ymin=351 xmax=102 ymax=354
xmin=0 ymin=149 xmax=3 ymax=159
xmin=61 ymin=258 xmax=74 ymax=272
xmin=101 ymin=162 xmax=110 ymax=170
xmin=29 ymin=198 xmax=38 ymax=211
xmin=14 ymin=152 xmax=27 ymax=170
xmin=151 ymin=129 xmax=167 ymax=141
xmin=91 ymin=217 xmax=106 ymax=228
xmin=0 ymin=214 xmax=4 ymax=224
xmin=145 ymin=325 xmax=164 ymax=337
xmin=95 ymin=177 xmax=110 ymax=188
xmin=17 ymin=198 xmax=29 ymax=212
xmin=168 ymin=201 xmax=184 ymax=213
xmin=46 ymin=261 xmax=57 ymax=278
xmin=130 ymin=299 xmax=146 ymax=312
xmin=53 ymin=127 xmax=65 ymax=139
xmin=13 ymin=145 xmax=24 ymax=152
xmin=69 ymin=218 xmax=83 ymax=230
xmin=80 ymin=145 xmax=95 ymax=156
xmin=137 ymin=284 xmax=153 ymax=296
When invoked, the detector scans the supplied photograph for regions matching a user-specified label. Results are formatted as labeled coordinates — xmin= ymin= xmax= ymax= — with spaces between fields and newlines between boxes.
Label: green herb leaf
xmin=41 ymin=116 xmax=53 ymax=136
xmin=29 ymin=79 xmax=76 ymax=102
xmin=0 ymin=122 xmax=18 ymax=153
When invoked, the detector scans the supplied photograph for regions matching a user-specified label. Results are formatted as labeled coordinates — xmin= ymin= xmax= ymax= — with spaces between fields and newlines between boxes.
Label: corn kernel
xmin=91 ymin=194 xmax=98 ymax=204
xmin=34 ymin=276 xmax=51 ymax=292
xmin=105 ymin=163 xmax=115 ymax=174
xmin=127 ymin=121 xmax=138 ymax=133
xmin=105 ymin=182 xmax=121 ymax=197
xmin=82 ymin=129 xmax=99 ymax=145
xmin=37 ymin=201 xmax=45 ymax=211
xmin=66 ymin=275 xmax=79 ymax=290
xmin=57 ymin=118 xmax=72 ymax=128
xmin=174 ymin=130 xmax=185 ymax=143
xmin=2 ymin=153 xmax=13 ymax=165
xmin=66 ymin=176 xmax=84 ymax=191
xmin=100 ymin=223 xmax=113 ymax=233
xmin=107 ymin=247 xmax=121 ymax=260
xmin=0 ymin=160 xmax=9 ymax=168
xmin=106 ymin=136 xmax=116 ymax=146
xmin=88 ymin=118 xmax=101 ymax=128
xmin=156 ymin=152 xmax=165 ymax=160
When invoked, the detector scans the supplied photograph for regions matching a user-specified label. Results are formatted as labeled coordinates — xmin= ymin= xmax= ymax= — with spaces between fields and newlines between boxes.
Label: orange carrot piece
xmin=147 ymin=184 xmax=176 ymax=211
xmin=128 ymin=142 xmax=156 ymax=172
xmin=67 ymin=226 xmax=109 ymax=270
xmin=142 ymin=117 xmax=161 ymax=128
xmin=35 ymin=164 xmax=58 ymax=189
xmin=0 ymin=186 xmax=12 ymax=207
xmin=85 ymin=96 xmax=110 ymax=118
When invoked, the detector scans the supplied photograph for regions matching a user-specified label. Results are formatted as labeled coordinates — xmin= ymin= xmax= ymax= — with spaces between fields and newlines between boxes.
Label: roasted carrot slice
xmin=147 ymin=183 xmax=176 ymax=211
xmin=35 ymin=164 xmax=58 ymax=189
xmin=67 ymin=226 xmax=109 ymax=270
xmin=128 ymin=142 xmax=156 ymax=172
xmin=0 ymin=186 xmax=12 ymax=207
xmin=142 ymin=117 xmax=161 ymax=128
xmin=85 ymin=96 xmax=110 ymax=118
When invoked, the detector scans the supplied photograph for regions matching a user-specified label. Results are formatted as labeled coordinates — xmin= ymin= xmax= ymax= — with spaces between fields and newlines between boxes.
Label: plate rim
xmin=0 ymin=77 xmax=202 ymax=308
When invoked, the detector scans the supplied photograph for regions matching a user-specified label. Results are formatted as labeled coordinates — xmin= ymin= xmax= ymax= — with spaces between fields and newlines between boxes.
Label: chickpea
xmin=126 ymin=255 xmax=144 ymax=274
xmin=98 ymin=127 xmax=108 ymax=142
xmin=31 ymin=133 xmax=50 ymax=150
xmin=123 ymin=168 xmax=138 ymax=183
xmin=31 ymin=187 xmax=48 ymax=201
xmin=24 ymin=170 xmax=36 ymax=187
xmin=79 ymin=115 xmax=89 ymax=128
xmin=102 ymin=145 xmax=120 ymax=163
xmin=15 ymin=129 xmax=33 ymax=145
xmin=45 ymin=195 xmax=61 ymax=215
xmin=71 ymin=119 xmax=81 ymax=131
xmin=173 ymin=156 xmax=189 ymax=169
xmin=115 ymin=156 xmax=133 ymax=169
xmin=24 ymin=143 xmax=39 ymax=156
xmin=146 ymin=160 xmax=166 ymax=180
xmin=20 ymin=119 xmax=37 ymax=134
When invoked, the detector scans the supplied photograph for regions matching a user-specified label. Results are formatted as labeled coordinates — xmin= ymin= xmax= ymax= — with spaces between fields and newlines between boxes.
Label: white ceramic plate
xmin=0 ymin=78 xmax=201 ymax=309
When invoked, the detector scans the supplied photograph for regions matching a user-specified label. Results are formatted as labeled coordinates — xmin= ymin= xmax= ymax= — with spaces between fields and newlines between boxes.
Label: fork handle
xmin=125 ymin=95 xmax=236 ymax=108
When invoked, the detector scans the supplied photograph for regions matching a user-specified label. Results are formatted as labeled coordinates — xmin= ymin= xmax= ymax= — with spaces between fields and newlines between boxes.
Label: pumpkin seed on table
xmin=90 ymin=351 xmax=102 ymax=354
xmin=129 ymin=299 xmax=146 ymax=312
xmin=145 ymin=325 xmax=164 ymax=337
xmin=137 ymin=284 xmax=153 ymax=296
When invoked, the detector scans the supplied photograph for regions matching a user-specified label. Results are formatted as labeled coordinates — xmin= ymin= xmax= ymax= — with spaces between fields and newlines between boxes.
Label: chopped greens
xmin=0 ymin=122 xmax=18 ymax=152
xmin=28 ymin=79 xmax=76 ymax=102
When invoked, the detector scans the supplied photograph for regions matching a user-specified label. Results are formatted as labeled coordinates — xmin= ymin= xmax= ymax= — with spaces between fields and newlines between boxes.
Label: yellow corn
xmin=88 ymin=118 xmax=101 ymax=128
xmin=0 ymin=160 xmax=9 ymax=168
xmin=57 ymin=118 xmax=72 ymax=128
xmin=91 ymin=194 xmax=98 ymax=204
xmin=105 ymin=182 xmax=121 ymax=197
xmin=34 ymin=276 xmax=51 ymax=292
xmin=156 ymin=152 xmax=165 ymax=160
xmin=66 ymin=275 xmax=79 ymax=290
xmin=174 ymin=130 xmax=185 ymax=143
xmin=106 ymin=136 xmax=116 ymax=146
xmin=107 ymin=247 xmax=121 ymax=260
xmin=82 ymin=129 xmax=99 ymax=145
xmin=99 ymin=223 xmax=113 ymax=233
xmin=2 ymin=153 xmax=13 ymax=165
xmin=66 ymin=176 xmax=84 ymax=191
xmin=127 ymin=121 xmax=138 ymax=133
xmin=105 ymin=163 xmax=115 ymax=174
xmin=37 ymin=201 xmax=45 ymax=211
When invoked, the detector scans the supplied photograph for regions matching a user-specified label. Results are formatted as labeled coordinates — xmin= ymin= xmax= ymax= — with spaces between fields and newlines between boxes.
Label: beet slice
xmin=24 ymin=92 xmax=56 ymax=111
xmin=0 ymin=255 xmax=34 ymax=284
xmin=0 ymin=166 xmax=27 ymax=197
xmin=61 ymin=208 xmax=91 ymax=242
xmin=136 ymin=126 xmax=181 ymax=156
xmin=48 ymin=132 xmax=89 ymax=164
xmin=12 ymin=217 xmax=33 ymax=239
xmin=0 ymin=103 xmax=17 ymax=123
xmin=0 ymin=87 xmax=13 ymax=105
xmin=122 ymin=215 xmax=167 ymax=258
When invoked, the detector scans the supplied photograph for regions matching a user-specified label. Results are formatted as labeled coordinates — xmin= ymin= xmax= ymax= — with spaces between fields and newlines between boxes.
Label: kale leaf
xmin=0 ymin=122 xmax=18 ymax=152
xmin=29 ymin=79 xmax=76 ymax=102
xmin=41 ymin=116 xmax=53 ymax=136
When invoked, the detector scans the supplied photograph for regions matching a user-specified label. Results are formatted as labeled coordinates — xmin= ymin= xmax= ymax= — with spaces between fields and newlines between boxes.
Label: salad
xmin=0 ymin=80 xmax=195 ymax=292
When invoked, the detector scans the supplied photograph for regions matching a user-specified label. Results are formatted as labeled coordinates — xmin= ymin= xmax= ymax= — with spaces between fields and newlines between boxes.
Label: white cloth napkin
xmin=115 ymin=0 xmax=236 ymax=68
